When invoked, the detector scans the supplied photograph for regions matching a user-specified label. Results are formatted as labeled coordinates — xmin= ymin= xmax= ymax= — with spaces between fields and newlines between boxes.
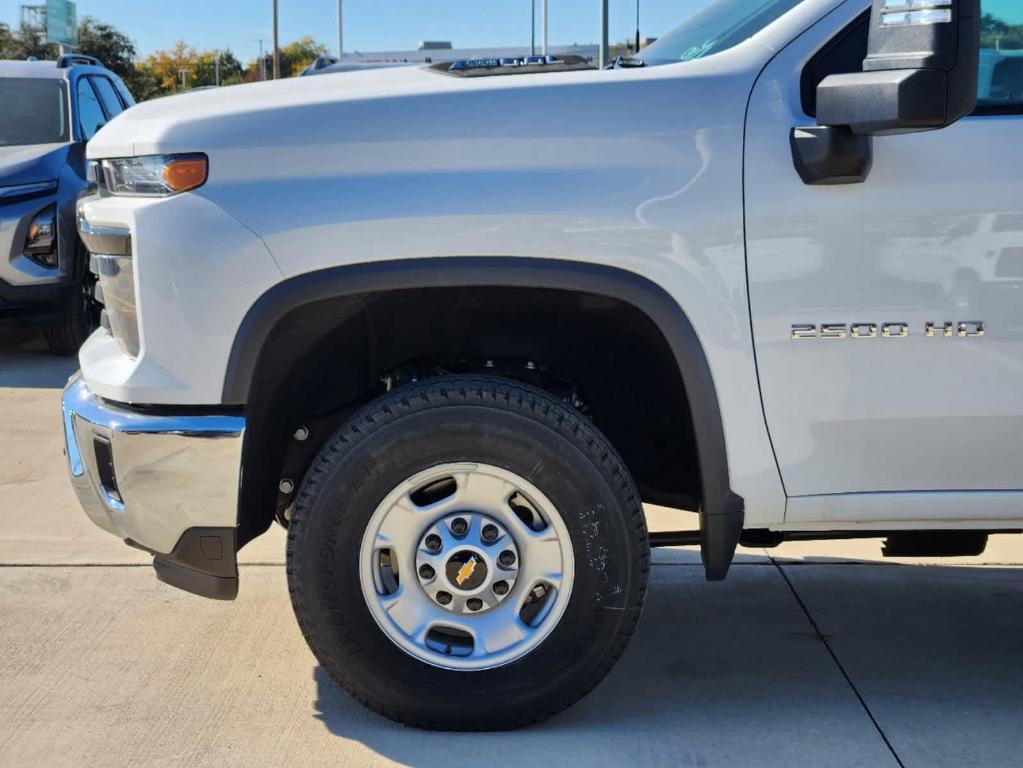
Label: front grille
xmin=90 ymin=253 xmax=139 ymax=356
xmin=78 ymin=207 xmax=139 ymax=357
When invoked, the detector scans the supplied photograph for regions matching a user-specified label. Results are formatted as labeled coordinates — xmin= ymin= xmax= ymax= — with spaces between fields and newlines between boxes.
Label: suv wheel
xmin=287 ymin=375 xmax=649 ymax=729
xmin=44 ymin=247 xmax=98 ymax=356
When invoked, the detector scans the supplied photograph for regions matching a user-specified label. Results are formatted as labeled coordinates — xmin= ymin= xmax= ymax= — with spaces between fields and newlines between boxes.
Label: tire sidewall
xmin=44 ymin=245 xmax=98 ymax=355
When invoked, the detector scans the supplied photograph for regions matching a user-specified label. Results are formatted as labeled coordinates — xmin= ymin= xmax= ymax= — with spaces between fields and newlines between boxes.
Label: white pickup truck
xmin=64 ymin=0 xmax=1020 ymax=730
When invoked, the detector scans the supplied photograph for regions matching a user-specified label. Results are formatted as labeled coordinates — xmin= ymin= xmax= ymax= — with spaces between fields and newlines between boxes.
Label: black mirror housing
xmin=816 ymin=0 xmax=980 ymax=135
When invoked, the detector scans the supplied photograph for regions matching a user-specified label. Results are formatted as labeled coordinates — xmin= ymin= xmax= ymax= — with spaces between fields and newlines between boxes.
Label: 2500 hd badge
xmin=791 ymin=321 xmax=986 ymax=340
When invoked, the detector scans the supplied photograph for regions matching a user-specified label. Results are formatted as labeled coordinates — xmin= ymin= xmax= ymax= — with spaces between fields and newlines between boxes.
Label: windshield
xmin=0 ymin=79 xmax=69 ymax=147
xmin=638 ymin=0 xmax=806 ymax=65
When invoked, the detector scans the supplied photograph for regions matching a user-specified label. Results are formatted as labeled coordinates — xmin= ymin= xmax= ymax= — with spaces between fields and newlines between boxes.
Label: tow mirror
xmin=792 ymin=0 xmax=980 ymax=185
xmin=818 ymin=0 xmax=980 ymax=135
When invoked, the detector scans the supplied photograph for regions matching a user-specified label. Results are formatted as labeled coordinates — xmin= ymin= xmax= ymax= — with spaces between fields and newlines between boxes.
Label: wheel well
xmin=236 ymin=285 xmax=703 ymax=547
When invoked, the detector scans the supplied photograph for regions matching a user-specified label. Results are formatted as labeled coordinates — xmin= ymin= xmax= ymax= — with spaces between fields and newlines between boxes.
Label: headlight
xmin=26 ymin=205 xmax=57 ymax=267
xmin=101 ymin=154 xmax=208 ymax=197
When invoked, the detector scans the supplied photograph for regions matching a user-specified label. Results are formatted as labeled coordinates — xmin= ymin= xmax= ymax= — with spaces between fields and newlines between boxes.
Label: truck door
xmin=744 ymin=1 xmax=1023 ymax=523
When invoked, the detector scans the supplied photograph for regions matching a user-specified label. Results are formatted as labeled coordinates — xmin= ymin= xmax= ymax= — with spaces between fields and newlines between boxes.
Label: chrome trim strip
xmin=0 ymin=179 xmax=57 ymax=201
xmin=63 ymin=376 xmax=244 ymax=437
xmin=881 ymin=0 xmax=951 ymax=10
xmin=76 ymin=208 xmax=132 ymax=256
xmin=62 ymin=375 xmax=85 ymax=478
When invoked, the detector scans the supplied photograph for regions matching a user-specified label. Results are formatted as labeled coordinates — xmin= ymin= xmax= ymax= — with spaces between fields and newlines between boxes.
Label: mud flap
xmin=700 ymin=492 xmax=745 ymax=581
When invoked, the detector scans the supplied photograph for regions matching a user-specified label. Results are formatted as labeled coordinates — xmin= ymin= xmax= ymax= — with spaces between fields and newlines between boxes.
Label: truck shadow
xmin=0 ymin=329 xmax=78 ymax=389
xmin=309 ymin=559 xmax=1023 ymax=767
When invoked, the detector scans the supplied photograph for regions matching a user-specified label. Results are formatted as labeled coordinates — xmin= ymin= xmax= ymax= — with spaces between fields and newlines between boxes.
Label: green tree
xmin=194 ymin=49 xmax=243 ymax=87
xmin=241 ymin=54 xmax=272 ymax=82
xmin=8 ymin=22 xmax=57 ymax=59
xmin=0 ymin=23 xmax=16 ymax=58
xmin=982 ymin=12 xmax=1023 ymax=50
xmin=124 ymin=65 xmax=162 ymax=102
xmin=76 ymin=17 xmax=136 ymax=78
xmin=139 ymin=40 xmax=199 ymax=93
xmin=279 ymin=36 xmax=327 ymax=77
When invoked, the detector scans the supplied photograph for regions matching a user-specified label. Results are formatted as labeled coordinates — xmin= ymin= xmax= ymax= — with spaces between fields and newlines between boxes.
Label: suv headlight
xmin=101 ymin=154 xmax=208 ymax=196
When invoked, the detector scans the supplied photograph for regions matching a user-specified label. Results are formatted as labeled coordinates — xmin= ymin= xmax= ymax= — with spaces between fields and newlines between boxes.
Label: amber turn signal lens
xmin=162 ymin=156 xmax=208 ymax=193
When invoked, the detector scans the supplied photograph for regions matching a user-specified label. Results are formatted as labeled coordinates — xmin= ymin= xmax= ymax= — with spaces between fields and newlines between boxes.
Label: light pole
xmin=337 ymin=0 xmax=344 ymax=62
xmin=272 ymin=0 xmax=280 ymax=80
xmin=598 ymin=0 xmax=608 ymax=68
xmin=531 ymin=0 xmax=536 ymax=57
xmin=542 ymin=0 xmax=548 ymax=56
xmin=635 ymin=0 xmax=640 ymax=53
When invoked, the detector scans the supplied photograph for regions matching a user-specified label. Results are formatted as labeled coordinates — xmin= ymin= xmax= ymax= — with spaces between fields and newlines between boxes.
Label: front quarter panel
xmin=200 ymin=59 xmax=787 ymax=524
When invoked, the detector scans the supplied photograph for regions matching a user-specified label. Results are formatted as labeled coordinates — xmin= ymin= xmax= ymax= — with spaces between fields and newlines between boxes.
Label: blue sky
xmin=0 ymin=0 xmax=711 ymax=62
xmin=2 ymin=0 xmax=1022 ymax=64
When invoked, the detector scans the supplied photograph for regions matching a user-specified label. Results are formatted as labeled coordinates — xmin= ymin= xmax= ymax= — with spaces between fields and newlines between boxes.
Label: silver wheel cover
xmin=359 ymin=462 xmax=575 ymax=671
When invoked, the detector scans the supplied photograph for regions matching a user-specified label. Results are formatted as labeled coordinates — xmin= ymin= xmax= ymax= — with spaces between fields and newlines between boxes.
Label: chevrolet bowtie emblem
xmin=455 ymin=556 xmax=479 ymax=587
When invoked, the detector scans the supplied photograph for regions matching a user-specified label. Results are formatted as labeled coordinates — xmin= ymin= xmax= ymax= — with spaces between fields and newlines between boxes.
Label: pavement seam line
xmin=770 ymin=554 xmax=907 ymax=768
xmin=0 ymin=561 xmax=286 ymax=568
xmin=5 ymin=559 xmax=1019 ymax=568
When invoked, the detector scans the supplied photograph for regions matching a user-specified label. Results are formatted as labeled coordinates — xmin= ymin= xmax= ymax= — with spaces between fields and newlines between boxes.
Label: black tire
xmin=287 ymin=375 xmax=649 ymax=730
xmin=43 ymin=246 xmax=98 ymax=356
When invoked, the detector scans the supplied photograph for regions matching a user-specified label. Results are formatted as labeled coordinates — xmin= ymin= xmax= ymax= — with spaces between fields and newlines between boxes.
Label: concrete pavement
xmin=2 ymin=331 xmax=1022 ymax=767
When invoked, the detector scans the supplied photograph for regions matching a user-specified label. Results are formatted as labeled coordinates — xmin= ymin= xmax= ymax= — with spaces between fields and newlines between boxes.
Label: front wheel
xmin=287 ymin=376 xmax=649 ymax=730
xmin=43 ymin=247 xmax=98 ymax=356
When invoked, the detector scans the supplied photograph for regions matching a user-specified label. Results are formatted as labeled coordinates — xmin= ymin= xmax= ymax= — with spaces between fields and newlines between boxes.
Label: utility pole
xmin=256 ymin=39 xmax=266 ymax=80
xmin=598 ymin=0 xmax=608 ymax=68
xmin=272 ymin=0 xmax=280 ymax=80
xmin=635 ymin=0 xmax=640 ymax=53
xmin=178 ymin=69 xmax=188 ymax=90
xmin=215 ymin=51 xmax=221 ymax=86
xmin=337 ymin=0 xmax=344 ymax=61
xmin=541 ymin=0 xmax=548 ymax=56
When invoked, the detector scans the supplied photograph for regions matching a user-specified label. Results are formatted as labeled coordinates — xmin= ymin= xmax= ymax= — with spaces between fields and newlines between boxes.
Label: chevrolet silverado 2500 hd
xmin=63 ymin=0 xmax=1020 ymax=729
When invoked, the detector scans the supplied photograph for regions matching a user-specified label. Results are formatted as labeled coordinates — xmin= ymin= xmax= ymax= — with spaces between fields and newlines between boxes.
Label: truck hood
xmin=0 ymin=143 xmax=69 ymax=187
xmin=85 ymin=63 xmax=621 ymax=160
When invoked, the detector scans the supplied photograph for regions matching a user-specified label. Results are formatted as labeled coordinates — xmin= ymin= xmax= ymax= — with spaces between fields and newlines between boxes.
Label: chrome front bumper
xmin=62 ymin=374 xmax=246 ymax=598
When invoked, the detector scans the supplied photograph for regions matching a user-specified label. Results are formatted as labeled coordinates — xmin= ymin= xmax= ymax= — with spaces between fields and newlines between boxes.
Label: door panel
xmin=744 ymin=2 xmax=1023 ymax=506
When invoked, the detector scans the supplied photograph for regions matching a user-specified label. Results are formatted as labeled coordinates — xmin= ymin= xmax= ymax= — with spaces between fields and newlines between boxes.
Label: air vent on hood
xmin=429 ymin=54 xmax=594 ymax=78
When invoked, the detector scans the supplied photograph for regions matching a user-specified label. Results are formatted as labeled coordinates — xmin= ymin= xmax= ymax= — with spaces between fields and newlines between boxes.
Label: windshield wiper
xmin=606 ymin=55 xmax=646 ymax=69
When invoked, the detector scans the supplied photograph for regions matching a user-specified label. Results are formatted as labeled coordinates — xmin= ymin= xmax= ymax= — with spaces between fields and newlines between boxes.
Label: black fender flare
xmin=223 ymin=257 xmax=744 ymax=580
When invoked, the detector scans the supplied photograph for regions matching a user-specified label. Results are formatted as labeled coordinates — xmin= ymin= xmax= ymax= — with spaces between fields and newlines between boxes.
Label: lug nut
xmin=293 ymin=426 xmax=309 ymax=441
xmin=419 ymin=564 xmax=435 ymax=580
xmin=436 ymin=591 xmax=452 ymax=605
xmin=425 ymin=534 xmax=442 ymax=552
xmin=499 ymin=550 xmax=516 ymax=567
xmin=493 ymin=580 xmax=509 ymax=596
xmin=466 ymin=598 xmax=483 ymax=611
xmin=278 ymin=478 xmax=295 ymax=495
xmin=482 ymin=524 xmax=499 ymax=542
xmin=451 ymin=517 xmax=468 ymax=535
